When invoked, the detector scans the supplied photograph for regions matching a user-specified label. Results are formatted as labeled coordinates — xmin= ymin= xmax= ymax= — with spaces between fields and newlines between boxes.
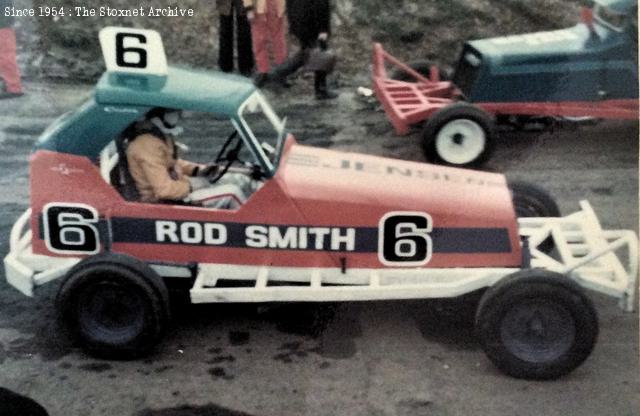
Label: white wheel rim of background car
xmin=436 ymin=119 xmax=486 ymax=165
xmin=560 ymin=116 xmax=595 ymax=122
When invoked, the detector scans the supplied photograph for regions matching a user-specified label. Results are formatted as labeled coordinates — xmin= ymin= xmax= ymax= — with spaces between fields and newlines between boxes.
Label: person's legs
xmin=314 ymin=70 xmax=337 ymax=99
xmin=235 ymin=5 xmax=254 ymax=76
xmin=218 ymin=13 xmax=234 ymax=72
xmin=265 ymin=0 xmax=287 ymax=66
xmin=219 ymin=172 xmax=255 ymax=197
xmin=185 ymin=174 xmax=252 ymax=209
xmin=187 ymin=183 xmax=246 ymax=209
xmin=270 ymin=47 xmax=306 ymax=81
xmin=0 ymin=28 xmax=23 ymax=94
xmin=250 ymin=14 xmax=270 ymax=75
xmin=192 ymin=187 xmax=243 ymax=209
xmin=314 ymin=71 xmax=325 ymax=92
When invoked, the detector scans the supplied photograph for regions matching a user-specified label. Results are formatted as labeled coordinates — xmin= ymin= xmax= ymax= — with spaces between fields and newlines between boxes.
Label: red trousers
xmin=250 ymin=0 xmax=287 ymax=73
xmin=0 ymin=28 xmax=22 ymax=93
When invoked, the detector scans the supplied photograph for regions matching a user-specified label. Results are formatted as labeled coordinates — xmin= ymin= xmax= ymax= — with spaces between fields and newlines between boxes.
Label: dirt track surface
xmin=0 ymin=82 xmax=638 ymax=416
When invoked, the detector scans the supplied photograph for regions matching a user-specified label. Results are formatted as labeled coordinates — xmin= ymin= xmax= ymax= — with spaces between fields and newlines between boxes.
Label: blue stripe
xmin=108 ymin=217 xmax=512 ymax=254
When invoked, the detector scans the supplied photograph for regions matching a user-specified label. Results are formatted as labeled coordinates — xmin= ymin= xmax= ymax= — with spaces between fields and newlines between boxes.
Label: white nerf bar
xmin=3 ymin=209 xmax=80 ymax=296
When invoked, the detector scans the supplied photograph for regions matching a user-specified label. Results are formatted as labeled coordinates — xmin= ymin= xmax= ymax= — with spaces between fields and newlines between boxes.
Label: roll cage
xmin=235 ymin=92 xmax=287 ymax=178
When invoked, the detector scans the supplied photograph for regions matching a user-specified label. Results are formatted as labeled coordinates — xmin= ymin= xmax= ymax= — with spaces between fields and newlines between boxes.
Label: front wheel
xmin=56 ymin=253 xmax=170 ymax=359
xmin=422 ymin=103 xmax=493 ymax=167
xmin=475 ymin=270 xmax=598 ymax=380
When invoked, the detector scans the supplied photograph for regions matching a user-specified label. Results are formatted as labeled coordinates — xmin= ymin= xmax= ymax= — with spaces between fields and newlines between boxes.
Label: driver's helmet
xmin=146 ymin=107 xmax=184 ymax=137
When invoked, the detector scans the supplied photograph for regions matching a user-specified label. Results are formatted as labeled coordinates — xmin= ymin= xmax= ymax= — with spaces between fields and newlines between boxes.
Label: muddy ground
xmin=0 ymin=79 xmax=638 ymax=416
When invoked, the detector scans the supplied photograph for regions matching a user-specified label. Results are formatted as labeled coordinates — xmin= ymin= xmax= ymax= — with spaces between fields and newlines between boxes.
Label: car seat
xmin=113 ymin=134 xmax=141 ymax=201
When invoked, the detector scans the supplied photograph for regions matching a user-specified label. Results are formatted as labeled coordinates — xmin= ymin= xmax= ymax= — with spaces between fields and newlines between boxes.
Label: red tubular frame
xmin=372 ymin=43 xmax=458 ymax=135
xmin=372 ymin=43 xmax=639 ymax=135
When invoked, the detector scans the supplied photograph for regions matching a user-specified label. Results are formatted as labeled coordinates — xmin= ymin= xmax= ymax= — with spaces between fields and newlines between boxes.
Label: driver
xmin=126 ymin=107 xmax=251 ymax=209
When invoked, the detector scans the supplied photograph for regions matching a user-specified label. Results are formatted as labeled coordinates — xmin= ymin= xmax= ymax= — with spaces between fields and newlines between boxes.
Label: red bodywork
xmin=372 ymin=43 xmax=639 ymax=135
xmin=30 ymin=136 xmax=522 ymax=269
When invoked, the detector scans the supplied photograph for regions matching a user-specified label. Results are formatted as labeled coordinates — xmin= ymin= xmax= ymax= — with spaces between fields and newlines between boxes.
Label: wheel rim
xmin=435 ymin=119 xmax=486 ymax=165
xmin=561 ymin=116 xmax=594 ymax=122
xmin=77 ymin=280 xmax=146 ymax=345
xmin=500 ymin=300 xmax=576 ymax=363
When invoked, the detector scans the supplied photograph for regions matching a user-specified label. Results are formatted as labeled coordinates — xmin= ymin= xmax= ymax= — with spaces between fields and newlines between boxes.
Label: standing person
xmin=217 ymin=0 xmax=254 ymax=77
xmin=0 ymin=0 xmax=24 ymax=98
xmin=273 ymin=0 xmax=336 ymax=99
xmin=243 ymin=0 xmax=287 ymax=86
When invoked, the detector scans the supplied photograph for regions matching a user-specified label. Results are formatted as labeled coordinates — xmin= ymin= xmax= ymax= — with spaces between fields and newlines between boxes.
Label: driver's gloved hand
xmin=194 ymin=164 xmax=219 ymax=177
xmin=188 ymin=176 xmax=210 ymax=192
xmin=250 ymin=165 xmax=264 ymax=180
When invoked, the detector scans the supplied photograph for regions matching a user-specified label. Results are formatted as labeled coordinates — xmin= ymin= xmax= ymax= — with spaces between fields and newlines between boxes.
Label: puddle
xmin=206 ymin=355 xmax=236 ymax=365
xmin=137 ymin=404 xmax=256 ymax=416
xmin=208 ymin=367 xmax=234 ymax=381
xmin=78 ymin=362 xmax=113 ymax=372
xmin=228 ymin=331 xmax=250 ymax=346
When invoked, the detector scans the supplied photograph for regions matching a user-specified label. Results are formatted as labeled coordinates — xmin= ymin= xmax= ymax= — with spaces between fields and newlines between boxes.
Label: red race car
xmin=4 ymin=27 xmax=637 ymax=380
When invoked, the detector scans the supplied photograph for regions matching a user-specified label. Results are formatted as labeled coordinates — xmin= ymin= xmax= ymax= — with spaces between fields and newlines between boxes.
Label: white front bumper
xmin=3 ymin=209 xmax=79 ymax=296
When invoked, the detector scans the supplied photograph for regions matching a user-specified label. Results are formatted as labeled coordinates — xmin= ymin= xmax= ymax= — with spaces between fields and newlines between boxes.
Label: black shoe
xmin=315 ymin=89 xmax=338 ymax=100
xmin=253 ymin=72 xmax=269 ymax=87
xmin=277 ymin=78 xmax=292 ymax=88
xmin=240 ymin=69 xmax=253 ymax=78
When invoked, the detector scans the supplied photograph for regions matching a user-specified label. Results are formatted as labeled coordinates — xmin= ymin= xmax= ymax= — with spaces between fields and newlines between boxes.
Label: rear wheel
xmin=422 ymin=103 xmax=493 ymax=167
xmin=509 ymin=181 xmax=560 ymax=218
xmin=475 ymin=270 xmax=598 ymax=380
xmin=56 ymin=253 xmax=170 ymax=359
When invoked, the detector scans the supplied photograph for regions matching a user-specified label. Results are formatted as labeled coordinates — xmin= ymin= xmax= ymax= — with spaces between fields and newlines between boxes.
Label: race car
xmin=373 ymin=0 xmax=639 ymax=167
xmin=4 ymin=27 xmax=638 ymax=380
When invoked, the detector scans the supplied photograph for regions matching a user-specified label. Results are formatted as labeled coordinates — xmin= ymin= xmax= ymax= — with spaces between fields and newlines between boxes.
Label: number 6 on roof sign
xmin=99 ymin=27 xmax=168 ymax=76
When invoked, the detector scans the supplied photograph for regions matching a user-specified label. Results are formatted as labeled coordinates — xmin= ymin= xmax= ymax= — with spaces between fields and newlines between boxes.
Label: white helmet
xmin=147 ymin=108 xmax=184 ymax=136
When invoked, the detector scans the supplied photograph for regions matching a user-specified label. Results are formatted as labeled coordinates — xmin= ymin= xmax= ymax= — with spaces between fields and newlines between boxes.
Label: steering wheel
xmin=210 ymin=131 xmax=244 ymax=184
xmin=215 ymin=130 xmax=239 ymax=163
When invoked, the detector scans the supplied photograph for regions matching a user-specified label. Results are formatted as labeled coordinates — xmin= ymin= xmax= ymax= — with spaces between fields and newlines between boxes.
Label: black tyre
xmin=509 ymin=180 xmax=560 ymax=218
xmin=475 ymin=270 xmax=598 ymax=380
xmin=56 ymin=253 xmax=170 ymax=359
xmin=389 ymin=60 xmax=448 ymax=82
xmin=422 ymin=102 xmax=494 ymax=167
xmin=509 ymin=181 xmax=559 ymax=253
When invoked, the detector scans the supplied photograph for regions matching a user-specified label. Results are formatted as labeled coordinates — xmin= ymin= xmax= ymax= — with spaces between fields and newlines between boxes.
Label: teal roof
xmin=95 ymin=66 xmax=257 ymax=116
xmin=35 ymin=67 xmax=258 ymax=158
xmin=595 ymin=0 xmax=637 ymax=13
